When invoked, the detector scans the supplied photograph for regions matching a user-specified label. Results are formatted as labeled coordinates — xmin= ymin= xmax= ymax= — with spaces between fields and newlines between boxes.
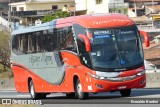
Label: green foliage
xmin=0 ymin=64 xmax=12 ymax=78
xmin=41 ymin=14 xmax=54 ymax=23
xmin=42 ymin=11 xmax=70 ymax=22
xmin=0 ymin=28 xmax=11 ymax=72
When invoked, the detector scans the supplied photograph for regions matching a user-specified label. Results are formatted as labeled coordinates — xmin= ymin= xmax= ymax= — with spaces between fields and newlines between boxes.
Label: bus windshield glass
xmin=88 ymin=27 xmax=143 ymax=71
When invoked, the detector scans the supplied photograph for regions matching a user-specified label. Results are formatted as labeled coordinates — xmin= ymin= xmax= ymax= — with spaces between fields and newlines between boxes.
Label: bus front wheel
xmin=75 ymin=79 xmax=88 ymax=100
xmin=120 ymin=89 xmax=131 ymax=97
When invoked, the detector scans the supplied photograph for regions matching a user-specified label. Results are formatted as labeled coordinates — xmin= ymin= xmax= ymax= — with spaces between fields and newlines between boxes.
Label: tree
xmin=0 ymin=27 xmax=11 ymax=71
xmin=42 ymin=10 xmax=70 ymax=22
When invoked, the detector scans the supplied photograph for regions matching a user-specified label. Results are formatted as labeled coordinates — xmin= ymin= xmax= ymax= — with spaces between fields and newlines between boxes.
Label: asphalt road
xmin=0 ymin=89 xmax=160 ymax=105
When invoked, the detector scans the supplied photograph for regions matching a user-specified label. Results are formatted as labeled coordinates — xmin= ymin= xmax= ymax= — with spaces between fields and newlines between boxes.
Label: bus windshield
xmin=88 ymin=27 xmax=143 ymax=71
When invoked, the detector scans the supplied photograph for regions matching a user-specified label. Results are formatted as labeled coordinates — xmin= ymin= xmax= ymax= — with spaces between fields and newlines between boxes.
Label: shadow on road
xmin=44 ymin=89 xmax=160 ymax=100
xmin=131 ymin=89 xmax=160 ymax=97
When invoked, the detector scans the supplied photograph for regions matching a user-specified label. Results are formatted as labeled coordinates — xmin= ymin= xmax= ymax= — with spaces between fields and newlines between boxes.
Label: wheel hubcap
xmin=77 ymin=83 xmax=82 ymax=96
xmin=30 ymin=83 xmax=35 ymax=98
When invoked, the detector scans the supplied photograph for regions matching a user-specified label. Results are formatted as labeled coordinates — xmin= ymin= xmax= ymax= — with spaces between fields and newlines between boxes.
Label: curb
xmin=0 ymin=88 xmax=16 ymax=91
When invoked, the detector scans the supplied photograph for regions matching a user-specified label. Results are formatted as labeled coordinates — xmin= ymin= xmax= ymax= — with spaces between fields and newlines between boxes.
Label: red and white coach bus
xmin=11 ymin=14 xmax=150 ymax=99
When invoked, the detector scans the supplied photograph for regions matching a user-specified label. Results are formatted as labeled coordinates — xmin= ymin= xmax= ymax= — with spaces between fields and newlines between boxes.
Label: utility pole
xmin=152 ymin=0 xmax=154 ymax=13
xmin=74 ymin=1 xmax=76 ymax=16
xmin=134 ymin=0 xmax=137 ymax=17
xmin=8 ymin=0 xmax=11 ymax=22
xmin=8 ymin=0 xmax=11 ymax=29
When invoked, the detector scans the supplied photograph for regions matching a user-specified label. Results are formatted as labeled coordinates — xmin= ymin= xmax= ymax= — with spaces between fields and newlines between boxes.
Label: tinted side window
xmin=12 ymin=34 xmax=28 ymax=55
xmin=58 ymin=27 xmax=76 ymax=52
xmin=12 ymin=32 xmax=43 ymax=55
xmin=12 ymin=35 xmax=19 ymax=55
xmin=27 ymin=34 xmax=34 ymax=53
xmin=32 ymin=31 xmax=43 ymax=53
xmin=44 ymin=30 xmax=52 ymax=52
xmin=73 ymin=24 xmax=92 ymax=68
xmin=12 ymin=27 xmax=76 ymax=55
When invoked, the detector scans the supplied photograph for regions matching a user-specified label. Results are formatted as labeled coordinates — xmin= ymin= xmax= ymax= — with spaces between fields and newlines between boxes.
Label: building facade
xmin=125 ymin=0 xmax=160 ymax=17
xmin=10 ymin=0 xmax=75 ymax=12
xmin=9 ymin=0 xmax=75 ymax=28
xmin=0 ymin=0 xmax=9 ymax=17
xmin=75 ymin=0 xmax=128 ymax=15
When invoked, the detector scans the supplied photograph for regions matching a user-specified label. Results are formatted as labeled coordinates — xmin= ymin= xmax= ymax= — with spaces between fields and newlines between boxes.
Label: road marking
xmin=17 ymin=95 xmax=30 ymax=97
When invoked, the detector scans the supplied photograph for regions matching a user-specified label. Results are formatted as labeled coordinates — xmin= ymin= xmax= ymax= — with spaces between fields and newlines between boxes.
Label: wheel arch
xmin=28 ymin=77 xmax=32 ymax=92
xmin=73 ymin=75 xmax=79 ymax=91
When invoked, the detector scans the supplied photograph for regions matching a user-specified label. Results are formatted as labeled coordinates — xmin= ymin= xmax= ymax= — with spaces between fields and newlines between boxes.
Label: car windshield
xmin=89 ymin=27 xmax=143 ymax=71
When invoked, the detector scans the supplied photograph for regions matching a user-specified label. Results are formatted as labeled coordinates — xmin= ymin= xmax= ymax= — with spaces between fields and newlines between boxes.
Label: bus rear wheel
xmin=29 ymin=80 xmax=46 ymax=99
xmin=75 ymin=79 xmax=88 ymax=100
xmin=120 ymin=89 xmax=131 ymax=97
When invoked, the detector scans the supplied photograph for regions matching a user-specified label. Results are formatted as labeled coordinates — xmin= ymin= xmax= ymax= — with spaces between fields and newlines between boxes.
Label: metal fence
xmin=11 ymin=10 xmax=58 ymax=17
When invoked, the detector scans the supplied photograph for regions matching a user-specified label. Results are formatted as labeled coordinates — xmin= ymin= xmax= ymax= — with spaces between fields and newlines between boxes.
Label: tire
xmin=29 ymin=80 xmax=46 ymax=99
xmin=75 ymin=79 xmax=88 ymax=100
xmin=120 ymin=89 xmax=131 ymax=97
xmin=29 ymin=80 xmax=38 ymax=99
xmin=66 ymin=93 xmax=75 ymax=98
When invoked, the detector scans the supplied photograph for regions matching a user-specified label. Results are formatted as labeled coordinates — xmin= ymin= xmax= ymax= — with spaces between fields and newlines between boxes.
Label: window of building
xmin=96 ymin=0 xmax=103 ymax=4
xmin=52 ymin=5 xmax=58 ymax=10
xmin=12 ymin=7 xmax=17 ymax=11
xmin=19 ymin=7 xmax=24 ymax=11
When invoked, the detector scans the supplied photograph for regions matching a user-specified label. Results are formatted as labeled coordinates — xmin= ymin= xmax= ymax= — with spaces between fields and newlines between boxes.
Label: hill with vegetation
xmin=0 ymin=26 xmax=12 ymax=78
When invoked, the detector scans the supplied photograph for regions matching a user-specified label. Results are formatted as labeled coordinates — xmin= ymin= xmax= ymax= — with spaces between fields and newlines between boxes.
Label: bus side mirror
xmin=78 ymin=34 xmax=91 ymax=52
xmin=139 ymin=30 xmax=150 ymax=47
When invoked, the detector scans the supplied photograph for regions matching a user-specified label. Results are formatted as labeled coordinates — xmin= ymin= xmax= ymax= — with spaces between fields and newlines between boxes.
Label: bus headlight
xmin=87 ymin=71 xmax=120 ymax=80
xmin=95 ymin=71 xmax=120 ymax=78
xmin=87 ymin=72 xmax=99 ymax=79
xmin=137 ymin=70 xmax=145 ymax=76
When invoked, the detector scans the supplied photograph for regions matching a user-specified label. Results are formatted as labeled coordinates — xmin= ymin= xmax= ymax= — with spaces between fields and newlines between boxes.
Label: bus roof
xmin=12 ymin=20 xmax=56 ymax=35
xmin=12 ymin=13 xmax=134 ymax=35
xmin=56 ymin=13 xmax=134 ymax=28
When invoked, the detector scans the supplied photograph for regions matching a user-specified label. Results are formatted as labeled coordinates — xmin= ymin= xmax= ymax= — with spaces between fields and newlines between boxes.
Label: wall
xmin=146 ymin=72 xmax=160 ymax=88
xmin=128 ymin=9 xmax=137 ymax=17
xmin=75 ymin=0 xmax=87 ymax=11
xmin=86 ymin=0 xmax=127 ymax=14
xmin=0 ymin=3 xmax=8 ymax=12
xmin=104 ymin=0 xmax=124 ymax=3
xmin=34 ymin=0 xmax=74 ymax=2
xmin=0 ymin=72 xmax=159 ymax=90
xmin=26 ymin=2 xmax=73 ymax=11
xmin=10 ymin=2 xmax=27 ymax=11
xmin=16 ymin=5 xmax=26 ymax=11
xmin=10 ymin=1 xmax=74 ymax=11
xmin=0 ymin=78 xmax=14 ymax=90
xmin=0 ymin=16 xmax=10 ymax=28
xmin=87 ymin=0 xmax=109 ymax=14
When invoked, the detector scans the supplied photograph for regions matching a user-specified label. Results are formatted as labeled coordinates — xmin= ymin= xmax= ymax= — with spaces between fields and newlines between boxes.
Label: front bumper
xmin=84 ymin=74 xmax=146 ymax=92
